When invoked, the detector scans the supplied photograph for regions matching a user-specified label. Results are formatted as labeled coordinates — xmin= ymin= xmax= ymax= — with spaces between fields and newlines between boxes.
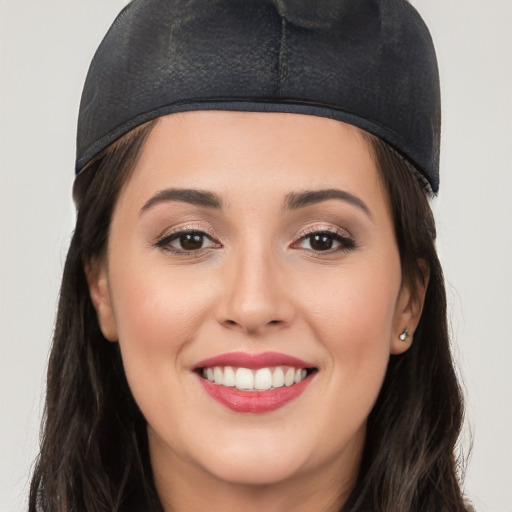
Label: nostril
xmin=222 ymin=318 xmax=282 ymax=330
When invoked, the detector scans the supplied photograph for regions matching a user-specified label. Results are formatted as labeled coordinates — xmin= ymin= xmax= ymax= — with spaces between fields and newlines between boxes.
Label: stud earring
xmin=399 ymin=327 xmax=410 ymax=341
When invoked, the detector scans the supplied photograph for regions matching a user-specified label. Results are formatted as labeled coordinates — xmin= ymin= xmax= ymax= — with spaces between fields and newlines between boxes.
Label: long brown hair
xmin=342 ymin=134 xmax=469 ymax=511
xmin=30 ymin=122 xmax=469 ymax=512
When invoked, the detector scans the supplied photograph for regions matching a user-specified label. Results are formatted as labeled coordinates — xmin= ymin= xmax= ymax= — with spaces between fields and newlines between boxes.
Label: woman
xmin=29 ymin=0 xmax=470 ymax=511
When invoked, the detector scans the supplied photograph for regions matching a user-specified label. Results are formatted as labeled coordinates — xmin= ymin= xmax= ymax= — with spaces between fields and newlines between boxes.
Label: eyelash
xmin=292 ymin=227 xmax=357 ymax=253
xmin=154 ymin=227 xmax=356 ymax=255
xmin=154 ymin=228 xmax=221 ymax=254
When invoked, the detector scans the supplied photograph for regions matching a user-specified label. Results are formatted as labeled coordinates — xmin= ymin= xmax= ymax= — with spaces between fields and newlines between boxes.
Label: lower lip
xmin=198 ymin=375 xmax=314 ymax=413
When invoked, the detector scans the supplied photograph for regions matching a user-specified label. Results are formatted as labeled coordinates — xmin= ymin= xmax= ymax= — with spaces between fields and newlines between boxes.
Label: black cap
xmin=76 ymin=0 xmax=441 ymax=192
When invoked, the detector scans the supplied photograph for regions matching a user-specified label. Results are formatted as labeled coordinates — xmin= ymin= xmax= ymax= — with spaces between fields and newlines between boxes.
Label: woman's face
xmin=89 ymin=111 xmax=419 ymax=501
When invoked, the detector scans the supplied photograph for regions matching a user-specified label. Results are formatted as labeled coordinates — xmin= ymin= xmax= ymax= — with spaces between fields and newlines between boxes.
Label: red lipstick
xmin=197 ymin=377 xmax=313 ymax=413
xmin=193 ymin=351 xmax=316 ymax=413
xmin=194 ymin=351 xmax=315 ymax=370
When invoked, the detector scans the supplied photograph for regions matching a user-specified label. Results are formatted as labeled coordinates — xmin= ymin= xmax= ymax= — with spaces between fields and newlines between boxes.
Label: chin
xmin=202 ymin=451 xmax=308 ymax=486
xmin=179 ymin=423 xmax=314 ymax=486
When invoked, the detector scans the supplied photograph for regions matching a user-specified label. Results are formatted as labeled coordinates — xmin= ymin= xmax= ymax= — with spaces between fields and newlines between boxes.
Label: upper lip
xmin=193 ymin=351 xmax=316 ymax=370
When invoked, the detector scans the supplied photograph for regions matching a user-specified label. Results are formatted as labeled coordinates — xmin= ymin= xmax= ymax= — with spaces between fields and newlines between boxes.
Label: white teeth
xmin=213 ymin=367 xmax=223 ymax=384
xmin=254 ymin=368 xmax=272 ymax=390
xmin=272 ymin=367 xmax=285 ymax=388
xmin=222 ymin=366 xmax=236 ymax=387
xmin=235 ymin=368 xmax=254 ymax=390
xmin=284 ymin=368 xmax=295 ymax=386
xmin=202 ymin=365 xmax=312 ymax=391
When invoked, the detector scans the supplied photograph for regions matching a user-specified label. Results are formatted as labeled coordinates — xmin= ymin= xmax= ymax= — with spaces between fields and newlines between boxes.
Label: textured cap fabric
xmin=76 ymin=0 xmax=441 ymax=192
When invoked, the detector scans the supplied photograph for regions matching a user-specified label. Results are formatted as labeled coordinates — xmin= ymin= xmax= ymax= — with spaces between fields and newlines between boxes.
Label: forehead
xmin=117 ymin=110 xmax=388 ymax=215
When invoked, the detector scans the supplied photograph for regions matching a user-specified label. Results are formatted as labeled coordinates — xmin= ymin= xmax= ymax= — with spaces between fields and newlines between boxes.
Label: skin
xmin=87 ymin=111 xmax=426 ymax=512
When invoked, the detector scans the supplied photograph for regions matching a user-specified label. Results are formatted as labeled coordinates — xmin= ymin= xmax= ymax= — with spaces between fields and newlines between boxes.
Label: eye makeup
xmin=154 ymin=228 xmax=222 ymax=254
xmin=293 ymin=229 xmax=357 ymax=253
xmin=152 ymin=222 xmax=358 ymax=259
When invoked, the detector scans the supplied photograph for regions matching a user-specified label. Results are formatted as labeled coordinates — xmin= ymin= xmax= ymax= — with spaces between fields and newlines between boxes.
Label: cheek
xmin=302 ymin=264 xmax=399 ymax=348
xmin=107 ymin=254 xmax=214 ymax=400
xmin=298 ymin=259 xmax=400 ymax=404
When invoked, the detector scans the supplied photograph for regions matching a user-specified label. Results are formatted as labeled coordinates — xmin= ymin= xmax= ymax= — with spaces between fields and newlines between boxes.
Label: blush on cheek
xmin=305 ymin=275 xmax=398 ymax=345
xmin=112 ymin=260 xmax=212 ymax=344
xmin=110 ymin=264 xmax=217 ymax=418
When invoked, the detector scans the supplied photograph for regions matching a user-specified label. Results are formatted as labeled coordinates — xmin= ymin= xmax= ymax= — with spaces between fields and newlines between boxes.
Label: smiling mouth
xmin=197 ymin=366 xmax=317 ymax=392
xmin=193 ymin=352 xmax=318 ymax=412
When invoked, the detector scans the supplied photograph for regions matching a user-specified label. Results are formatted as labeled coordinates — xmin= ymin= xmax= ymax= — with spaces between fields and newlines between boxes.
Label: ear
xmin=391 ymin=259 xmax=429 ymax=355
xmin=84 ymin=259 xmax=118 ymax=342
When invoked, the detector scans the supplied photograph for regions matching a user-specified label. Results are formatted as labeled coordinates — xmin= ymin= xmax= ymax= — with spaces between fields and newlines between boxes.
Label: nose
xmin=216 ymin=245 xmax=295 ymax=335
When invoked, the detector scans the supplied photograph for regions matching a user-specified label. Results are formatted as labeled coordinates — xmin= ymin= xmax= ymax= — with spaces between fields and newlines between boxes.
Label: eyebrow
xmin=284 ymin=189 xmax=372 ymax=218
xmin=140 ymin=186 xmax=371 ymax=219
xmin=140 ymin=188 xmax=223 ymax=214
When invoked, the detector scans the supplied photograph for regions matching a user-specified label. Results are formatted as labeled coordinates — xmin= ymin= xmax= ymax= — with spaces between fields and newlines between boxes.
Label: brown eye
xmin=295 ymin=230 xmax=356 ymax=253
xmin=156 ymin=230 xmax=220 ymax=253
xmin=179 ymin=233 xmax=205 ymax=251
xmin=309 ymin=234 xmax=334 ymax=251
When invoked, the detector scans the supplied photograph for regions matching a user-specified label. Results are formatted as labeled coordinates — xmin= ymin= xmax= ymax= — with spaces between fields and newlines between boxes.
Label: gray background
xmin=1 ymin=1 xmax=511 ymax=510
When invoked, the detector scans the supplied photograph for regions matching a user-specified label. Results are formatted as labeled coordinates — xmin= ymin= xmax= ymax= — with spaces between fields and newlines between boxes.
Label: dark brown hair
xmin=30 ymin=122 xmax=469 ymax=512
